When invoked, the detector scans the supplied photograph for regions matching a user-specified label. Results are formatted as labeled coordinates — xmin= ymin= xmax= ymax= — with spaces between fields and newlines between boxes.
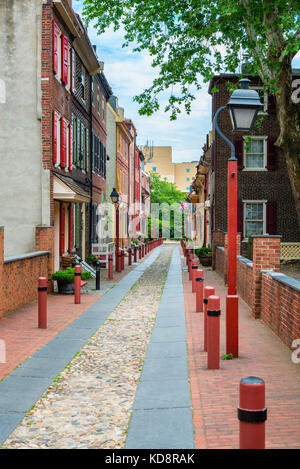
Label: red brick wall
xmin=0 ymin=227 xmax=54 ymax=319
xmin=261 ymin=273 xmax=300 ymax=349
xmin=2 ymin=255 xmax=49 ymax=318
xmin=215 ymin=247 xmax=224 ymax=278
xmin=237 ymin=258 xmax=253 ymax=308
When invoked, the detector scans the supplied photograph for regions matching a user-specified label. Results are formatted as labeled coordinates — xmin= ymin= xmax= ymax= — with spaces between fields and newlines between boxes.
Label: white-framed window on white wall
xmin=243 ymin=200 xmax=266 ymax=239
xmin=243 ymin=136 xmax=267 ymax=170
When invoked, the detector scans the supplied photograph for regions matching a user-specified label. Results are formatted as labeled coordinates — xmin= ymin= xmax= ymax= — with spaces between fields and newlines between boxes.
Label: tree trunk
xmin=273 ymin=59 xmax=300 ymax=229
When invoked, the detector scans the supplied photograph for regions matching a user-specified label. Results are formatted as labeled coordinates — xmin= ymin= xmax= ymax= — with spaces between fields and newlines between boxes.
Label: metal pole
xmin=95 ymin=260 xmax=100 ymax=291
xmin=213 ymin=105 xmax=239 ymax=358
xmin=116 ymin=204 xmax=120 ymax=272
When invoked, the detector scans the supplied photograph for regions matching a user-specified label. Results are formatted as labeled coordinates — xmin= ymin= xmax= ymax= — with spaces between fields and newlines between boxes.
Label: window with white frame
xmin=57 ymin=31 xmax=62 ymax=82
xmin=244 ymin=137 xmax=267 ymax=170
xmin=244 ymin=201 xmax=266 ymax=238
xmin=56 ymin=111 xmax=61 ymax=166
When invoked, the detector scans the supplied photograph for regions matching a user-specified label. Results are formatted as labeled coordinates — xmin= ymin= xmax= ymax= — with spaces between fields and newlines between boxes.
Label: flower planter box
xmin=199 ymin=256 xmax=212 ymax=267
xmin=57 ymin=280 xmax=74 ymax=295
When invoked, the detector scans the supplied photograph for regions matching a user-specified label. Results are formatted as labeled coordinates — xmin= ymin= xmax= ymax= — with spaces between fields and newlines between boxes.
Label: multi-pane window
xmin=72 ymin=115 xmax=90 ymax=171
xmin=97 ymin=88 xmax=100 ymax=115
xmin=91 ymin=79 xmax=94 ymax=107
xmin=244 ymin=202 xmax=265 ymax=238
xmin=244 ymin=138 xmax=266 ymax=169
xmin=102 ymin=95 xmax=105 ymax=122
xmin=79 ymin=66 xmax=86 ymax=100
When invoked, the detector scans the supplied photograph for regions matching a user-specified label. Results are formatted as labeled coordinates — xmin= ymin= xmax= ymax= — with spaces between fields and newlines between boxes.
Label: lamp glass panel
xmin=230 ymin=107 xmax=257 ymax=130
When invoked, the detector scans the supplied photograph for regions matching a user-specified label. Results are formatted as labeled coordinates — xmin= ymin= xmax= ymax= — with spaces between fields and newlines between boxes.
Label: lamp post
xmin=213 ymin=78 xmax=263 ymax=358
xmin=110 ymin=188 xmax=120 ymax=273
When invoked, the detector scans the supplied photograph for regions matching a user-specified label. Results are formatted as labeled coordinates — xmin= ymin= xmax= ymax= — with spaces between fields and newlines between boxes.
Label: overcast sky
xmin=73 ymin=0 xmax=300 ymax=163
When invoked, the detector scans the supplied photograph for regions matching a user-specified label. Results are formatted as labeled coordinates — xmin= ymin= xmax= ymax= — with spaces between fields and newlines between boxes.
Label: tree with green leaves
xmin=83 ymin=0 xmax=300 ymax=226
xmin=149 ymin=172 xmax=186 ymax=205
xmin=148 ymin=172 xmax=186 ymax=239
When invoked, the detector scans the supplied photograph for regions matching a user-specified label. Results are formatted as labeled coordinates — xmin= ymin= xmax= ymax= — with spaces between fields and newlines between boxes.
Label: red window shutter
xmin=68 ymin=204 xmax=73 ymax=252
xmin=53 ymin=21 xmax=58 ymax=74
xmin=61 ymin=119 xmax=67 ymax=168
xmin=266 ymin=202 xmax=277 ymax=235
xmin=60 ymin=204 xmax=65 ymax=256
xmin=53 ymin=110 xmax=57 ymax=164
xmin=69 ymin=123 xmax=72 ymax=171
xmin=266 ymin=138 xmax=277 ymax=170
xmin=237 ymin=201 xmax=244 ymax=238
xmin=234 ymin=137 xmax=244 ymax=170
xmin=71 ymin=49 xmax=75 ymax=91
xmin=267 ymin=94 xmax=276 ymax=114
xmin=61 ymin=35 xmax=69 ymax=84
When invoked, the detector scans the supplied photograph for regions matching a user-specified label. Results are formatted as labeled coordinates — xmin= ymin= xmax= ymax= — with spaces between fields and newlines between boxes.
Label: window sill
xmin=242 ymin=168 xmax=268 ymax=172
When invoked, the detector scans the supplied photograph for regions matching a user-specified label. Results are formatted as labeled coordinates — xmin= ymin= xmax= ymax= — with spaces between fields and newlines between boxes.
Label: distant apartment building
xmin=143 ymin=146 xmax=198 ymax=193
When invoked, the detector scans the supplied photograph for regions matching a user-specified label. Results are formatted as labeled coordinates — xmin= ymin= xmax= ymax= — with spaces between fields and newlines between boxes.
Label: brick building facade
xmin=42 ymin=0 xmax=111 ymax=270
xmin=198 ymin=72 xmax=300 ymax=256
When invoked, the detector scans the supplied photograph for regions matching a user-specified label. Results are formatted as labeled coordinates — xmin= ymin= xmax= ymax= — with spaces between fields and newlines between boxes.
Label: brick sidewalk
xmin=0 ymin=255 xmax=147 ymax=382
xmin=182 ymin=249 xmax=300 ymax=449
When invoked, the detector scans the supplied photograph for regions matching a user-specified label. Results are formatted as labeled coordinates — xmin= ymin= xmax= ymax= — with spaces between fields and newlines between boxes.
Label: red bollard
xmin=191 ymin=262 xmax=198 ymax=291
xmin=238 ymin=376 xmax=267 ymax=449
xmin=128 ymin=248 xmax=132 ymax=266
xmin=207 ymin=295 xmax=220 ymax=370
xmin=121 ymin=250 xmax=125 ymax=270
xmin=74 ymin=264 xmax=81 ymax=305
xmin=139 ymin=245 xmax=142 ymax=260
xmin=38 ymin=277 xmax=47 ymax=329
xmin=195 ymin=270 xmax=204 ymax=312
xmin=142 ymin=244 xmax=145 ymax=257
xmin=117 ymin=252 xmax=122 ymax=272
xmin=134 ymin=246 xmax=137 ymax=263
xmin=108 ymin=254 xmax=113 ymax=279
xmin=189 ymin=258 xmax=197 ymax=281
xmin=203 ymin=286 xmax=215 ymax=351
xmin=186 ymin=249 xmax=193 ymax=266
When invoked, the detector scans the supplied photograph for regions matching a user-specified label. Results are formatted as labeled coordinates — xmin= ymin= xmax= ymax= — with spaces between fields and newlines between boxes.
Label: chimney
xmin=241 ymin=53 xmax=250 ymax=75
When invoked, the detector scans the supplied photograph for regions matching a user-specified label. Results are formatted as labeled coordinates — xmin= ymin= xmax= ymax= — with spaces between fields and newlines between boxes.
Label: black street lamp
xmin=227 ymin=78 xmax=263 ymax=131
xmin=213 ymin=77 xmax=263 ymax=358
xmin=110 ymin=188 xmax=120 ymax=272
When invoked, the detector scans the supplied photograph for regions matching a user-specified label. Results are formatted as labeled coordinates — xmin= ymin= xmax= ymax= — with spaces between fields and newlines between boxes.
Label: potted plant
xmin=195 ymin=247 xmax=213 ymax=267
xmin=86 ymin=254 xmax=98 ymax=266
xmin=52 ymin=267 xmax=91 ymax=294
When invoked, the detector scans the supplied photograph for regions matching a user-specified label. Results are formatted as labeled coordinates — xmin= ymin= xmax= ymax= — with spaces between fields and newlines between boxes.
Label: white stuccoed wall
xmin=0 ymin=0 xmax=50 ymax=257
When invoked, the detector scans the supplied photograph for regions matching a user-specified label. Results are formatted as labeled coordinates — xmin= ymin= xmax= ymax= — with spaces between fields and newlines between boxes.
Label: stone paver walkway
xmin=126 ymin=246 xmax=194 ymax=449
xmin=2 ymin=245 xmax=171 ymax=448
xmin=183 ymin=248 xmax=300 ymax=449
